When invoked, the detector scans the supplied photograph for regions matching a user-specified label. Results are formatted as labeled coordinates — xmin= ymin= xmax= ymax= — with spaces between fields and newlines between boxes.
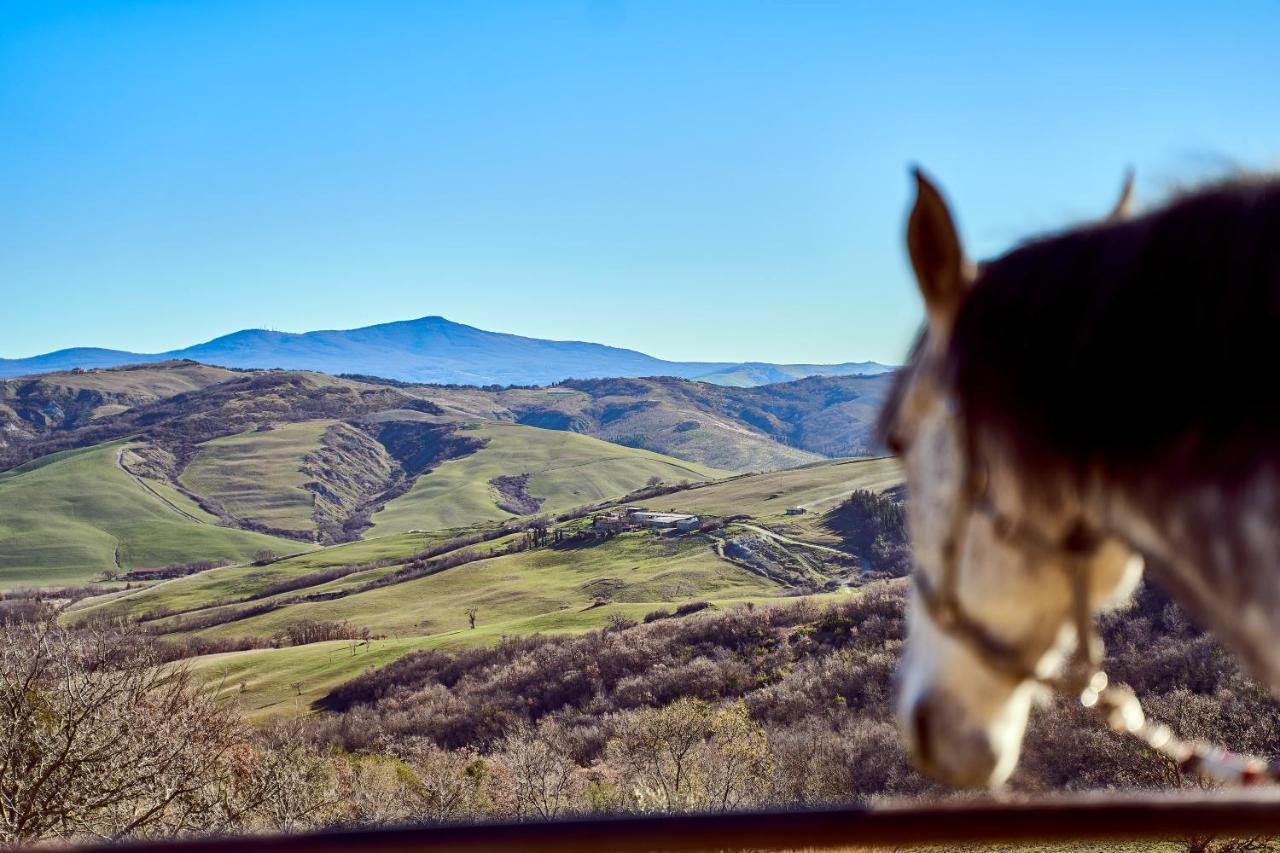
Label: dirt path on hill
xmin=739 ymin=524 xmax=849 ymax=558
xmin=116 ymin=446 xmax=207 ymax=523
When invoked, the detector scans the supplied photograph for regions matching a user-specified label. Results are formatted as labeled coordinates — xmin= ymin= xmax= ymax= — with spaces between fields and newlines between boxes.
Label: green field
xmin=69 ymin=529 xmax=455 ymax=623
xmin=369 ymin=423 xmax=729 ymax=535
xmin=37 ymin=440 xmax=905 ymax=717
xmin=0 ymin=442 xmax=302 ymax=588
xmin=84 ymin=525 xmax=794 ymax=716
xmin=118 ymin=527 xmax=792 ymax=716
xmin=172 ymin=531 xmax=775 ymax=641
xmin=181 ymin=420 xmax=337 ymax=534
xmin=634 ymin=456 xmax=902 ymax=519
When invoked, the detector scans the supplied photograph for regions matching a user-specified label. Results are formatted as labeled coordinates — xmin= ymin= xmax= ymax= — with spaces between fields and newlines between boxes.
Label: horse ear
xmin=907 ymin=167 xmax=972 ymax=333
xmin=1106 ymin=169 xmax=1136 ymax=221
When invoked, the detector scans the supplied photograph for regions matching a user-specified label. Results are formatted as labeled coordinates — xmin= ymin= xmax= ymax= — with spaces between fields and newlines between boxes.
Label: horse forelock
xmin=943 ymin=173 xmax=1280 ymax=497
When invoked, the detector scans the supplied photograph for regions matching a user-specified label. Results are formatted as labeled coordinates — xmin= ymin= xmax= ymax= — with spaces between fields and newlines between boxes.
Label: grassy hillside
xmin=2 ymin=360 xmax=896 ymax=476
xmin=368 ymin=423 xmax=728 ymax=535
xmin=71 ymin=529 xmax=461 ymax=624
xmin=0 ymin=441 xmax=302 ymax=588
xmin=0 ymin=361 xmax=240 ymax=453
xmin=181 ymin=532 xmax=782 ymax=716
xmin=179 ymin=531 xmax=772 ymax=640
xmin=188 ymin=636 xmax=440 ymax=717
xmin=180 ymin=420 xmax=336 ymax=534
xmin=61 ymin=453 xmax=906 ymax=716
xmin=636 ymin=456 xmax=902 ymax=519
xmin=12 ymin=361 xmax=239 ymax=399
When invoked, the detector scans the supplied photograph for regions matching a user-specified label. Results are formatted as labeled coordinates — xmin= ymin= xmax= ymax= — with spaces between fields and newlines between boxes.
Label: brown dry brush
xmin=0 ymin=617 xmax=306 ymax=844
xmin=7 ymin=579 xmax=1280 ymax=846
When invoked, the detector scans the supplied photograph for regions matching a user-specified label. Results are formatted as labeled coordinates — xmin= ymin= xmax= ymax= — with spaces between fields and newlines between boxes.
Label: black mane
xmin=947 ymin=175 xmax=1280 ymax=482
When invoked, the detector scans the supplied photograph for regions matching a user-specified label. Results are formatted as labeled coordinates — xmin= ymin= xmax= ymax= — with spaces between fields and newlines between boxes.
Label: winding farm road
xmin=116 ymin=445 xmax=207 ymax=524
xmin=739 ymin=524 xmax=849 ymax=558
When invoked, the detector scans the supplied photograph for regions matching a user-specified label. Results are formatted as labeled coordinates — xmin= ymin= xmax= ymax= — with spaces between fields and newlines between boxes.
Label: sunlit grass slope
xmin=0 ymin=442 xmax=300 ymax=588
xmin=70 ymin=529 xmax=452 ymax=623
xmin=181 ymin=530 xmax=775 ymax=641
xmin=180 ymin=420 xmax=335 ymax=534
xmin=637 ymin=456 xmax=902 ymax=519
xmin=186 ymin=532 xmax=787 ymax=717
xmin=369 ymin=423 xmax=728 ymax=535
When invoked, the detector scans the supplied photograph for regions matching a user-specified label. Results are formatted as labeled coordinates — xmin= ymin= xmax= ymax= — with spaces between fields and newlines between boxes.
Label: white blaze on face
xmin=895 ymin=399 xmax=1035 ymax=787
xmin=894 ymin=377 xmax=1145 ymax=787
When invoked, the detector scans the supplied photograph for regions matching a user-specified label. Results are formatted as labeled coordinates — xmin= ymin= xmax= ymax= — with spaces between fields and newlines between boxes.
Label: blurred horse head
xmin=881 ymin=169 xmax=1280 ymax=787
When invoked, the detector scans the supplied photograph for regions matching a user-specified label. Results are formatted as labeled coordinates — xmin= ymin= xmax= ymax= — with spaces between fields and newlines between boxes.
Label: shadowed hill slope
xmin=1 ymin=363 xmax=894 ymax=475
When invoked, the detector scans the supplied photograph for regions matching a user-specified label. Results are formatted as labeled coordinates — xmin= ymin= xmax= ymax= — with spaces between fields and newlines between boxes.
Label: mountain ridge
xmin=0 ymin=316 xmax=893 ymax=387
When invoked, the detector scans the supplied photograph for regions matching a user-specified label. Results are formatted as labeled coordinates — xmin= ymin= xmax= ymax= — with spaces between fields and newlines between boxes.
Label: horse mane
xmin=903 ymin=174 xmax=1280 ymax=487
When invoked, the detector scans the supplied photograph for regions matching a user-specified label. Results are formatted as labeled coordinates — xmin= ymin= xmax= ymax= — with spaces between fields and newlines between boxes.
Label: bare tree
xmin=496 ymin=719 xmax=580 ymax=819
xmin=0 ymin=616 xmax=249 ymax=843
xmin=400 ymin=741 xmax=489 ymax=823
xmin=250 ymin=720 xmax=341 ymax=834
xmin=605 ymin=698 xmax=773 ymax=813
xmin=605 ymin=698 xmax=709 ymax=811
xmin=464 ymin=607 xmax=478 ymax=630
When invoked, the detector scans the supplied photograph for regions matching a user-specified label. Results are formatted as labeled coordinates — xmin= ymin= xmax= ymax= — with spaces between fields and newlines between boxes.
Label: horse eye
xmin=887 ymin=431 xmax=908 ymax=455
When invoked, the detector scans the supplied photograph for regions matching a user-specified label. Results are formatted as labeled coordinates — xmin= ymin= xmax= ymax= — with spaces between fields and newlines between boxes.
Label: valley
xmin=65 ymin=451 xmax=904 ymax=715
xmin=2 ymin=357 xmax=905 ymax=720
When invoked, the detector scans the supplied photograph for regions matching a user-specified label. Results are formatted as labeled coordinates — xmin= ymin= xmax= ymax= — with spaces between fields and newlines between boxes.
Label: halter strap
xmin=912 ymin=400 xmax=1279 ymax=787
xmin=918 ymin=428 xmax=1103 ymax=692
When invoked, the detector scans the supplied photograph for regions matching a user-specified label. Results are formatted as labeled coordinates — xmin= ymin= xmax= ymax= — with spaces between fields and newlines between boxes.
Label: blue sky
xmin=2 ymin=1 xmax=1278 ymax=364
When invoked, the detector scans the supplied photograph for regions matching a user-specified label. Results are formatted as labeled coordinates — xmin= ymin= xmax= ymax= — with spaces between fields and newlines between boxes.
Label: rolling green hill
xmin=0 ymin=441 xmax=303 ymax=588
xmin=63 ymin=452 xmax=906 ymax=717
xmin=637 ymin=456 xmax=903 ymax=519
xmin=171 ymin=531 xmax=772 ymax=642
xmin=368 ymin=423 xmax=729 ymax=535
xmin=2 ymin=361 xmax=895 ymax=476
xmin=176 ymin=531 xmax=782 ymax=717
xmin=180 ymin=420 xmax=338 ymax=535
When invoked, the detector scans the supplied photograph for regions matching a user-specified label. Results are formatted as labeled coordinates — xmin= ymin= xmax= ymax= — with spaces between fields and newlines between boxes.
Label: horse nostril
xmin=911 ymin=701 xmax=934 ymax=768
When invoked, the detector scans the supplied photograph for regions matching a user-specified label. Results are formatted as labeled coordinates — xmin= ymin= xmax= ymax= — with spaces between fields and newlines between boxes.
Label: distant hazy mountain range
xmin=0 ymin=316 xmax=892 ymax=387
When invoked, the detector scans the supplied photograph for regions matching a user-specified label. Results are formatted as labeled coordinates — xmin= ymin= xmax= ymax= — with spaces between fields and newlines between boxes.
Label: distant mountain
xmin=691 ymin=361 xmax=894 ymax=387
xmin=0 ymin=316 xmax=892 ymax=387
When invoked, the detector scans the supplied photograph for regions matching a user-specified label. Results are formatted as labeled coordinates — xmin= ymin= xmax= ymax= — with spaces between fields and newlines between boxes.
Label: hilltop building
xmin=593 ymin=507 xmax=702 ymax=533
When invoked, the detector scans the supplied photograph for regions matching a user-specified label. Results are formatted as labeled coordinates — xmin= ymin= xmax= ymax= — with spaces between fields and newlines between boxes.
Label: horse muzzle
xmin=899 ymin=687 xmax=1011 ymax=788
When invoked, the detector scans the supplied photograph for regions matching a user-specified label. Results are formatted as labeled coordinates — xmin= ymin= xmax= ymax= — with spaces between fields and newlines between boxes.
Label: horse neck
xmin=1102 ymin=467 xmax=1280 ymax=689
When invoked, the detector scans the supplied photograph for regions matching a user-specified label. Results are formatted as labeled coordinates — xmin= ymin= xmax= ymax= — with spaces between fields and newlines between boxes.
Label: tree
xmin=251 ymin=720 xmax=341 ymax=834
xmin=605 ymin=698 xmax=713 ymax=811
xmin=605 ymin=698 xmax=774 ymax=813
xmin=400 ymin=742 xmax=490 ymax=823
xmin=703 ymin=701 xmax=774 ymax=811
xmin=465 ymin=607 xmax=478 ymax=630
xmin=0 ymin=617 xmax=250 ymax=843
xmin=496 ymin=720 xmax=580 ymax=819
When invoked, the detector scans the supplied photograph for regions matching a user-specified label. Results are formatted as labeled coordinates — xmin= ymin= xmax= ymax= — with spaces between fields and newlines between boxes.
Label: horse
xmin=880 ymin=168 xmax=1280 ymax=787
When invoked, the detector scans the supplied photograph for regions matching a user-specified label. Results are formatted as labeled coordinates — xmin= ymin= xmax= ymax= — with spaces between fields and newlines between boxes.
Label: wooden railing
xmin=67 ymin=792 xmax=1280 ymax=852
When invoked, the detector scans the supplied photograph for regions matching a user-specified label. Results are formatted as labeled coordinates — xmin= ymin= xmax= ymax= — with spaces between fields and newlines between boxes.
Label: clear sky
xmin=3 ymin=2 xmax=1278 ymax=364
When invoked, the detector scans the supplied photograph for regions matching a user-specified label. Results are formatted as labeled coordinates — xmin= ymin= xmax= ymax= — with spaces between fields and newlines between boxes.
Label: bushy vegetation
xmin=824 ymin=487 xmax=911 ymax=577
xmin=310 ymin=578 xmax=1280 ymax=813
xmin=9 ymin=575 xmax=1280 ymax=848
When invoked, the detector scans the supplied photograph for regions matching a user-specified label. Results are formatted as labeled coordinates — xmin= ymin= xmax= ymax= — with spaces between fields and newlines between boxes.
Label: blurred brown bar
xmin=47 ymin=792 xmax=1280 ymax=853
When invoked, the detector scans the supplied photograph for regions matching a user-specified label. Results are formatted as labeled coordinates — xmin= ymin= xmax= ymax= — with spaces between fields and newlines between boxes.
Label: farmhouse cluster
xmin=592 ymin=506 xmax=702 ymax=533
